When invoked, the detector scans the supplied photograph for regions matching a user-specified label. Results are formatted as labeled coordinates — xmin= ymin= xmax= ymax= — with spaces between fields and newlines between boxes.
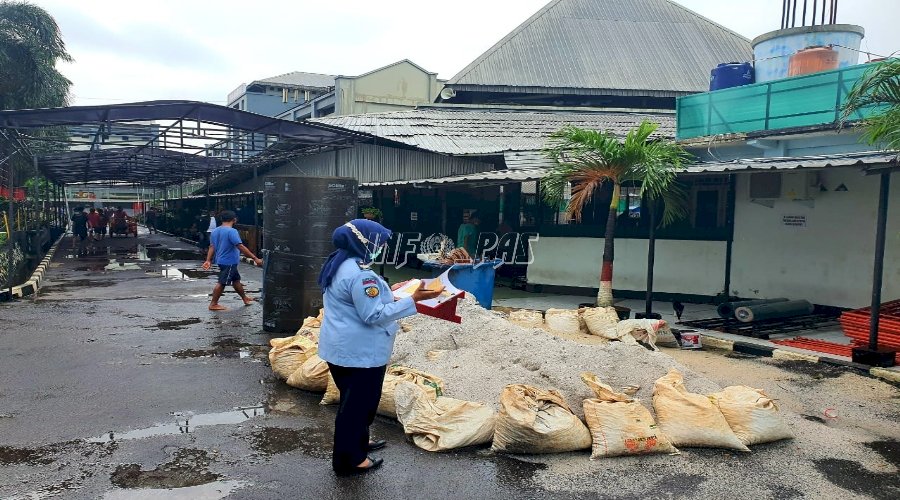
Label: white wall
xmin=527 ymin=237 xmax=727 ymax=296
xmin=731 ymin=167 xmax=900 ymax=308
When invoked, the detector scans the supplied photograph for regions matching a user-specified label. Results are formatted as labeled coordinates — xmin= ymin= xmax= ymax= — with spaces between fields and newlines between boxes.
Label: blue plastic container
xmin=424 ymin=260 xmax=502 ymax=309
xmin=709 ymin=62 xmax=754 ymax=91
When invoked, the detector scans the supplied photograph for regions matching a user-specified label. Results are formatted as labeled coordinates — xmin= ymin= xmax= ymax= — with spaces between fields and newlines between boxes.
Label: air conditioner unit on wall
xmin=749 ymin=172 xmax=782 ymax=199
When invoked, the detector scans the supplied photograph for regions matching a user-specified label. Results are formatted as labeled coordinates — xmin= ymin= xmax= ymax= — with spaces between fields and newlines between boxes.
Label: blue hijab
xmin=317 ymin=219 xmax=392 ymax=289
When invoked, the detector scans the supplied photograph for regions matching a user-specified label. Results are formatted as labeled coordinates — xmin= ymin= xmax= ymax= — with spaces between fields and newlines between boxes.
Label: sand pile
xmin=392 ymin=298 xmax=720 ymax=416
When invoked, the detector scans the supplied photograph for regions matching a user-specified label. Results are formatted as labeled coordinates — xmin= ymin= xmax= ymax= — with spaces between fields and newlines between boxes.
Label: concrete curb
xmin=2 ymin=232 xmax=65 ymax=301
xmin=696 ymin=331 xmax=899 ymax=384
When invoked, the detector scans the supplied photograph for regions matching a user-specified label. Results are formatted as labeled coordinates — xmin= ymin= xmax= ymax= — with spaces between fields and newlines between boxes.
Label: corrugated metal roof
xmin=362 ymin=168 xmax=547 ymax=187
xmin=313 ymin=108 xmax=675 ymax=155
xmin=684 ymin=152 xmax=898 ymax=174
xmin=256 ymin=71 xmax=335 ymax=89
xmin=448 ymin=0 xmax=752 ymax=95
xmin=363 ymin=151 xmax=897 ymax=187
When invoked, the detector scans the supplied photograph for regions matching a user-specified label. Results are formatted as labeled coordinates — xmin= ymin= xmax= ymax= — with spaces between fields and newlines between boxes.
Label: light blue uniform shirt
xmin=318 ymin=258 xmax=417 ymax=368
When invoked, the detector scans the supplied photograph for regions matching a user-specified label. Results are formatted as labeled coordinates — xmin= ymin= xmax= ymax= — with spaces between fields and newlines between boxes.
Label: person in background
xmin=201 ymin=210 xmax=262 ymax=311
xmin=456 ymin=211 xmax=480 ymax=257
xmin=201 ymin=210 xmax=217 ymax=250
xmin=145 ymin=206 xmax=158 ymax=234
xmin=86 ymin=208 xmax=101 ymax=240
xmin=96 ymin=208 xmax=109 ymax=240
xmin=114 ymin=206 xmax=127 ymax=220
xmin=317 ymin=219 xmax=442 ymax=476
xmin=70 ymin=208 xmax=89 ymax=249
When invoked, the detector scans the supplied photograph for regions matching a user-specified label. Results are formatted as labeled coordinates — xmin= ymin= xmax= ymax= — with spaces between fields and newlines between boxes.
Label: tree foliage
xmin=542 ymin=121 xmax=691 ymax=227
xmin=0 ymin=1 xmax=72 ymax=110
xmin=842 ymin=58 xmax=900 ymax=153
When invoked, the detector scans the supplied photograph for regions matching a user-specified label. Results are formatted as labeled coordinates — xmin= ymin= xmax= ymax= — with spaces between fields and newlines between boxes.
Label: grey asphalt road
xmin=0 ymin=231 xmax=897 ymax=499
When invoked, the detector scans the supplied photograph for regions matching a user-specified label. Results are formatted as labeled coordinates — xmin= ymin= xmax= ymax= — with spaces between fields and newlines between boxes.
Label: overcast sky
xmin=28 ymin=0 xmax=900 ymax=106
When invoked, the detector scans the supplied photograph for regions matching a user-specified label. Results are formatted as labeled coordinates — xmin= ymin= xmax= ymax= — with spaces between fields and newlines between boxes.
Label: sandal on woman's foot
xmin=335 ymin=456 xmax=383 ymax=476
xmin=368 ymin=439 xmax=387 ymax=451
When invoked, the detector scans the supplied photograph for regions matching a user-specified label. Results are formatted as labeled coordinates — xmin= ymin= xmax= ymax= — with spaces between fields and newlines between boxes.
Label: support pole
xmin=7 ymin=157 xmax=14 ymax=299
xmin=868 ymin=171 xmax=891 ymax=350
xmin=644 ymin=199 xmax=656 ymax=317
xmin=253 ymin=163 xmax=259 ymax=229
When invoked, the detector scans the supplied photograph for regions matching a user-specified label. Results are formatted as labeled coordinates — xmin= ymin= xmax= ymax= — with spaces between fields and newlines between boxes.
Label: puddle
xmin=105 ymin=259 xmax=141 ymax=271
xmin=492 ymin=455 xmax=547 ymax=488
xmin=770 ymin=359 xmax=845 ymax=379
xmin=166 ymin=338 xmax=268 ymax=359
xmin=159 ymin=266 xmax=215 ymax=280
xmin=103 ymin=480 xmax=248 ymax=499
xmin=109 ymin=448 xmax=221 ymax=489
xmin=74 ymin=262 xmax=110 ymax=272
xmin=64 ymin=245 xmax=202 ymax=263
xmin=41 ymin=279 xmax=117 ymax=291
xmin=155 ymin=318 xmax=202 ymax=330
xmin=87 ymin=405 xmax=267 ymax=443
xmin=0 ymin=445 xmax=55 ymax=465
xmin=867 ymin=439 xmax=900 ymax=468
xmin=814 ymin=457 xmax=900 ymax=498
xmin=247 ymin=426 xmax=330 ymax=458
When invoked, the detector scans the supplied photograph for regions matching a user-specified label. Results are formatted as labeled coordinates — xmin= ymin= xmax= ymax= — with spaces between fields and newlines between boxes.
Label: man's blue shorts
xmin=217 ymin=264 xmax=241 ymax=286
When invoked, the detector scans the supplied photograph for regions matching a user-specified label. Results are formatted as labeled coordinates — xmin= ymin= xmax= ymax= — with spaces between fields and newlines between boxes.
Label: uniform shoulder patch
xmin=362 ymin=276 xmax=377 ymax=286
xmin=364 ymin=286 xmax=380 ymax=298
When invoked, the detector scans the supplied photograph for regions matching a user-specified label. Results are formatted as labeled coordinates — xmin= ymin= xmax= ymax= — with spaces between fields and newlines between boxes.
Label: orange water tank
xmin=788 ymin=46 xmax=839 ymax=76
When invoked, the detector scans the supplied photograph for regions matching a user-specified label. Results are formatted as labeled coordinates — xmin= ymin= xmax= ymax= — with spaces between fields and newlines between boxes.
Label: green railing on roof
xmin=676 ymin=64 xmax=884 ymax=140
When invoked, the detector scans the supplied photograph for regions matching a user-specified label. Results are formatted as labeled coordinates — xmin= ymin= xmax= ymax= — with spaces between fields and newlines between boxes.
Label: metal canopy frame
xmin=0 ymin=100 xmax=362 ymax=187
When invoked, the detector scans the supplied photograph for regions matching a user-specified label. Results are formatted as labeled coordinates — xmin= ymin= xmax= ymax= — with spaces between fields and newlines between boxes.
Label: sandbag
xmin=508 ymin=310 xmax=544 ymax=328
xmin=580 ymin=372 xmax=637 ymax=403
xmin=285 ymin=354 xmax=330 ymax=392
xmin=544 ymin=309 xmax=583 ymax=335
xmin=301 ymin=308 xmax=324 ymax=329
xmin=491 ymin=384 xmax=592 ymax=454
xmin=580 ymin=373 xmax=677 ymax=458
xmin=380 ymin=366 xmax=445 ymax=417
xmin=320 ymin=365 xmax=444 ymax=419
xmin=581 ymin=307 xmax=620 ymax=338
xmin=710 ymin=386 xmax=793 ymax=446
xmin=615 ymin=319 xmax=672 ymax=349
xmin=269 ymin=335 xmax=318 ymax=381
xmin=652 ymin=369 xmax=749 ymax=452
xmin=394 ymin=382 xmax=495 ymax=452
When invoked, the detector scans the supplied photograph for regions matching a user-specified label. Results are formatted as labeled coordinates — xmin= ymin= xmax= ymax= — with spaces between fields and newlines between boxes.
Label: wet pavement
xmin=1 ymin=230 xmax=898 ymax=499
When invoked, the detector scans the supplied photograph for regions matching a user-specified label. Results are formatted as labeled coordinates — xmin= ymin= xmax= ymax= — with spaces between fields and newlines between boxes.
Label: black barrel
xmin=734 ymin=300 xmax=815 ymax=323
xmin=262 ymin=176 xmax=358 ymax=333
xmin=717 ymin=298 xmax=789 ymax=319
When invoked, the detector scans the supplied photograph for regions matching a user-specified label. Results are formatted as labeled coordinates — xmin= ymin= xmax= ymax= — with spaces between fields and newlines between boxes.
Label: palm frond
xmin=0 ymin=1 xmax=72 ymax=109
xmin=543 ymin=120 xmax=693 ymax=224
xmin=842 ymin=59 xmax=900 ymax=125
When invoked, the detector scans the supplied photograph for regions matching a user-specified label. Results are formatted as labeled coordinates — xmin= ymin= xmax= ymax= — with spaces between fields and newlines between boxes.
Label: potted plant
xmin=361 ymin=207 xmax=382 ymax=221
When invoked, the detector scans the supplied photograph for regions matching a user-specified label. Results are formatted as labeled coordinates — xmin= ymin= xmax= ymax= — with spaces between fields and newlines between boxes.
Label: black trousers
xmin=327 ymin=363 xmax=386 ymax=471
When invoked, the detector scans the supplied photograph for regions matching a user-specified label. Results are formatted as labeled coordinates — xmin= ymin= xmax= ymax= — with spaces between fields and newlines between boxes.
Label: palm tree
xmin=842 ymin=58 xmax=900 ymax=152
xmin=542 ymin=121 xmax=690 ymax=307
xmin=0 ymin=1 xmax=72 ymax=111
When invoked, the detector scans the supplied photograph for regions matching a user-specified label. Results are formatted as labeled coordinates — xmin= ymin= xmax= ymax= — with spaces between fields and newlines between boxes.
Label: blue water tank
xmin=709 ymin=62 xmax=755 ymax=91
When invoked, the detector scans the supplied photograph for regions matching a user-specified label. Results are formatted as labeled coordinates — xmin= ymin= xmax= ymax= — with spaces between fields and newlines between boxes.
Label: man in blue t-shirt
xmin=201 ymin=210 xmax=263 ymax=311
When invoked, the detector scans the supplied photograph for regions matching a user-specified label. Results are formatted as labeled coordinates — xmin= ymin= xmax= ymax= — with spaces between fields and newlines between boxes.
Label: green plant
xmin=842 ymin=58 xmax=900 ymax=152
xmin=542 ymin=121 xmax=691 ymax=306
xmin=361 ymin=206 xmax=382 ymax=219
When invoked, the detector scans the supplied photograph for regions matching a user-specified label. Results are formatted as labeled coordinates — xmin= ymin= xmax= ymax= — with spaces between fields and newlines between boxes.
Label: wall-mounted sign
xmin=782 ymin=214 xmax=807 ymax=228
xmin=410 ymin=211 xmax=418 ymax=221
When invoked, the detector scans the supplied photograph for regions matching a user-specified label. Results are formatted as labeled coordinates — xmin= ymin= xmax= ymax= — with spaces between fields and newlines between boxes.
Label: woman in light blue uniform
xmin=317 ymin=219 xmax=441 ymax=475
